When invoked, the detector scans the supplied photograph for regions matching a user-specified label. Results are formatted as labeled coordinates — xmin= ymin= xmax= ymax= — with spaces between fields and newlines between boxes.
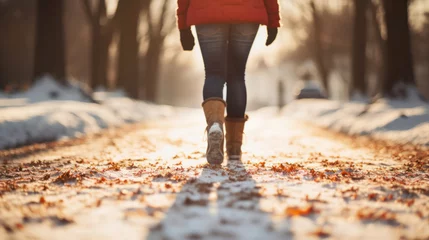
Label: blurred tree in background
xmin=0 ymin=0 xmax=428 ymax=102
xmin=351 ymin=0 xmax=369 ymax=96
xmin=81 ymin=0 xmax=117 ymax=90
xmin=116 ymin=0 xmax=145 ymax=99
xmin=0 ymin=0 xmax=35 ymax=90
xmin=284 ymin=0 xmax=426 ymax=100
xmin=382 ymin=0 xmax=414 ymax=98
xmin=33 ymin=0 xmax=66 ymax=84
xmin=144 ymin=0 xmax=174 ymax=102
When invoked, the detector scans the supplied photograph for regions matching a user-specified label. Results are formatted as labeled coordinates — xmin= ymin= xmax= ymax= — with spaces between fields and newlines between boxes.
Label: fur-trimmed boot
xmin=202 ymin=98 xmax=226 ymax=164
xmin=225 ymin=115 xmax=248 ymax=160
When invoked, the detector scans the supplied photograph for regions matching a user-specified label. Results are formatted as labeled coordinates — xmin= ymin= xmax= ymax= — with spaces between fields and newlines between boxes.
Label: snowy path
xmin=0 ymin=109 xmax=428 ymax=240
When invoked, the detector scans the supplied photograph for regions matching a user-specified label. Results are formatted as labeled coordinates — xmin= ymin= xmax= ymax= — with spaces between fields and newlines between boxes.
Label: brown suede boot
xmin=225 ymin=115 xmax=248 ymax=160
xmin=202 ymin=98 xmax=226 ymax=164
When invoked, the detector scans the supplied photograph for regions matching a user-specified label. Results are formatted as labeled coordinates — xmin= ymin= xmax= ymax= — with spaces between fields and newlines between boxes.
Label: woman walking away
xmin=177 ymin=0 xmax=280 ymax=164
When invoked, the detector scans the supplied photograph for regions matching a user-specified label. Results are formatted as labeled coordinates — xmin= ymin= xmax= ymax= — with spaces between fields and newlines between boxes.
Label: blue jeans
xmin=196 ymin=23 xmax=259 ymax=118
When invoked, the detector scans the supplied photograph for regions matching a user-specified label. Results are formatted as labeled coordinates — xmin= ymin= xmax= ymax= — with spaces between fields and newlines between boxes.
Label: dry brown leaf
xmin=368 ymin=193 xmax=378 ymax=201
xmin=356 ymin=209 xmax=396 ymax=222
xmin=285 ymin=205 xmax=319 ymax=217
xmin=15 ymin=223 xmax=24 ymax=230
xmin=309 ymin=228 xmax=330 ymax=238
xmin=416 ymin=211 xmax=423 ymax=219
xmin=42 ymin=174 xmax=50 ymax=181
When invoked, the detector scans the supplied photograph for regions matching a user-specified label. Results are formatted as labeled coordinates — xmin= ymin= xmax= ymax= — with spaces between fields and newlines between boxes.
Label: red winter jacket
xmin=177 ymin=0 xmax=280 ymax=30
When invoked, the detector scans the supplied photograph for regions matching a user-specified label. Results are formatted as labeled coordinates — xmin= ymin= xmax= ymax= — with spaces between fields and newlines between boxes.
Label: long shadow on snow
xmin=147 ymin=158 xmax=292 ymax=240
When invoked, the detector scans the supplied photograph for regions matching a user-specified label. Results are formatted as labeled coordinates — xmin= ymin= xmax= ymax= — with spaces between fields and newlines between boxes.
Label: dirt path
xmin=0 ymin=108 xmax=428 ymax=240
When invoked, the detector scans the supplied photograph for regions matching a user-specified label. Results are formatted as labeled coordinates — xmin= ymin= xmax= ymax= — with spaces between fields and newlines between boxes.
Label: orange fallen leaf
xmin=341 ymin=170 xmax=351 ymax=177
xmin=368 ymin=193 xmax=378 ymax=201
xmin=356 ymin=209 xmax=396 ymax=222
xmin=15 ymin=223 xmax=24 ymax=230
xmin=379 ymin=194 xmax=393 ymax=202
xmin=285 ymin=205 xmax=319 ymax=217
xmin=309 ymin=228 xmax=330 ymax=238
xmin=416 ymin=211 xmax=423 ymax=219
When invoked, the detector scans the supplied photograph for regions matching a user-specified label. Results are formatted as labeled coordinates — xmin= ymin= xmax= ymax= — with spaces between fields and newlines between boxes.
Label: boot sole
xmin=207 ymin=131 xmax=224 ymax=165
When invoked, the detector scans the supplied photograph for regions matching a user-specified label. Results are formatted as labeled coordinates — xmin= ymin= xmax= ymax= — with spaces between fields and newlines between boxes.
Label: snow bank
xmin=0 ymin=99 xmax=176 ymax=149
xmin=283 ymin=90 xmax=429 ymax=146
xmin=0 ymin=77 xmax=178 ymax=149
xmin=2 ymin=76 xmax=95 ymax=104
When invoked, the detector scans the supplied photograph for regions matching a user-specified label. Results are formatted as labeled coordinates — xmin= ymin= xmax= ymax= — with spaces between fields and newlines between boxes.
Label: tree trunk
xmin=97 ymin=29 xmax=112 ymax=89
xmin=33 ymin=0 xmax=66 ymax=83
xmin=91 ymin=18 xmax=102 ymax=89
xmin=401 ymin=0 xmax=414 ymax=86
xmin=369 ymin=1 xmax=387 ymax=96
xmin=310 ymin=1 xmax=329 ymax=97
xmin=351 ymin=0 xmax=368 ymax=96
xmin=382 ymin=0 xmax=414 ymax=97
xmin=116 ymin=0 xmax=141 ymax=99
xmin=142 ymin=0 xmax=169 ymax=102
xmin=82 ymin=0 xmax=116 ymax=90
xmin=91 ymin=29 xmax=112 ymax=90
xmin=144 ymin=36 xmax=162 ymax=102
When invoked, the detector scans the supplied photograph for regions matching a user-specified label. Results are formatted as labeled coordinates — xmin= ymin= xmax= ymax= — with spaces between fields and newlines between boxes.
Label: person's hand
xmin=180 ymin=28 xmax=195 ymax=51
xmin=266 ymin=27 xmax=278 ymax=46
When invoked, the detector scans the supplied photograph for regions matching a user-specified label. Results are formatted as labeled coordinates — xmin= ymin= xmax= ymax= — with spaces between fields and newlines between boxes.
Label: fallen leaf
xmin=368 ymin=193 xmax=378 ymax=201
xmin=15 ymin=223 xmax=24 ymax=230
xmin=416 ymin=211 xmax=423 ymax=219
xmin=309 ymin=228 xmax=330 ymax=238
xmin=285 ymin=205 xmax=319 ymax=217
xmin=42 ymin=174 xmax=50 ymax=181
xmin=184 ymin=197 xmax=207 ymax=206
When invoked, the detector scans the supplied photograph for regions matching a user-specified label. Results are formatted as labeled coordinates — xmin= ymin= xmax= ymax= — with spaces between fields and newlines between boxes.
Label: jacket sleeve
xmin=177 ymin=0 xmax=190 ymax=30
xmin=263 ymin=0 xmax=281 ymax=28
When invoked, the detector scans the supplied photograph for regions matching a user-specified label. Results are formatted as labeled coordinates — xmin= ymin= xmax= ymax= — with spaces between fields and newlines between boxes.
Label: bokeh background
xmin=0 ymin=0 xmax=428 ymax=109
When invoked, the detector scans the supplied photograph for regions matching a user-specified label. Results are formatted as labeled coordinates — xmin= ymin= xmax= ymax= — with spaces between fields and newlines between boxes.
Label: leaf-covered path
xmin=1 ymin=108 xmax=428 ymax=240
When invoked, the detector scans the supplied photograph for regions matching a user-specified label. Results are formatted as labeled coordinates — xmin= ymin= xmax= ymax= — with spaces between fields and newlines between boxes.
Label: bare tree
xmin=0 ymin=0 xmax=36 ymax=90
xmin=81 ymin=0 xmax=118 ymax=90
xmin=33 ymin=0 xmax=66 ymax=83
xmin=116 ymin=0 xmax=149 ymax=99
xmin=368 ymin=0 xmax=387 ymax=96
xmin=144 ymin=0 xmax=175 ymax=102
xmin=424 ymin=12 xmax=429 ymax=100
xmin=310 ymin=0 xmax=330 ymax=96
xmin=350 ymin=0 xmax=369 ymax=96
xmin=382 ymin=0 xmax=415 ymax=97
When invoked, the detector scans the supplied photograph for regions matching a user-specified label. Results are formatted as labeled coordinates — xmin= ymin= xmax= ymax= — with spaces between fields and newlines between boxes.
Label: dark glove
xmin=180 ymin=28 xmax=195 ymax=51
xmin=266 ymin=27 xmax=278 ymax=46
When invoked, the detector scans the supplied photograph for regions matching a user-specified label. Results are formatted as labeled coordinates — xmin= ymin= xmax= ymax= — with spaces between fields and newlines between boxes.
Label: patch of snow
xmin=93 ymin=89 xmax=127 ymax=102
xmin=283 ymin=88 xmax=429 ymax=146
xmin=350 ymin=91 xmax=370 ymax=104
xmin=0 ymin=98 xmax=27 ymax=108
xmin=0 ymin=77 xmax=185 ymax=149
xmin=3 ymin=76 xmax=95 ymax=104
xmin=0 ymin=100 xmax=177 ymax=149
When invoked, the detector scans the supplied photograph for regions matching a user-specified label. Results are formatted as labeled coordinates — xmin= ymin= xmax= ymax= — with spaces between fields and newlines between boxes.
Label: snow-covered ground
xmin=0 ymin=77 xmax=180 ymax=149
xmin=1 ymin=111 xmax=428 ymax=240
xmin=283 ymin=89 xmax=429 ymax=146
xmin=2 ymin=77 xmax=428 ymax=149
